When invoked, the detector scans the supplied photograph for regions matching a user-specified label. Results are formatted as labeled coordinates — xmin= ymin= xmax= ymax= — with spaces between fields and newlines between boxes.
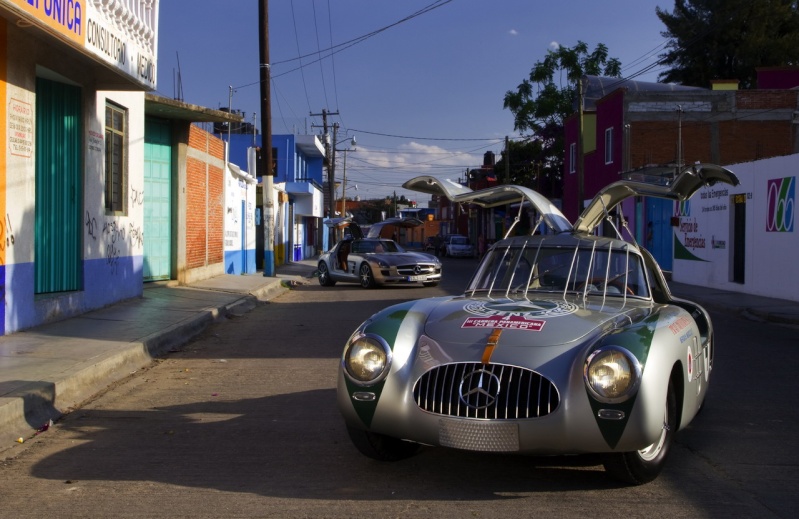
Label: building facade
xmin=143 ymin=97 xmax=246 ymax=282
xmin=0 ymin=2 xmax=245 ymax=336
xmin=671 ymin=153 xmax=797 ymax=302
xmin=564 ymin=71 xmax=799 ymax=270
xmin=223 ymin=132 xmax=325 ymax=268
xmin=0 ymin=0 xmax=159 ymax=335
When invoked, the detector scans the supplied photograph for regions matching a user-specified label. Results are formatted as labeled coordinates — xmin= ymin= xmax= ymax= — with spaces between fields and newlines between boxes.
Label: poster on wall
xmin=766 ymin=176 xmax=794 ymax=233
xmin=673 ymin=184 xmax=734 ymax=262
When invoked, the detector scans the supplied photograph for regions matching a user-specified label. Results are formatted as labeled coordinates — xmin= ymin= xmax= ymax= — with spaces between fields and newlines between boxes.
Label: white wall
xmin=672 ymin=155 xmax=799 ymax=302
xmin=3 ymin=20 xmax=145 ymax=333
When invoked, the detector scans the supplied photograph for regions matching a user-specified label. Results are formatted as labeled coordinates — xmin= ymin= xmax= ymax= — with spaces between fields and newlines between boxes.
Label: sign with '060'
xmin=766 ymin=177 xmax=795 ymax=232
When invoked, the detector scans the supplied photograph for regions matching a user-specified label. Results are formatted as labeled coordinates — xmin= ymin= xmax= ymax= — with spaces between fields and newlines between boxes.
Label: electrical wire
xmin=290 ymin=1 xmax=312 ymax=114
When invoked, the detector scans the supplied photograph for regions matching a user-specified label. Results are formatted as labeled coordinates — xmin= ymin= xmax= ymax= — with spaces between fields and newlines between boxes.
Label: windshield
xmin=353 ymin=240 xmax=404 ymax=253
xmin=467 ymin=241 xmax=650 ymax=299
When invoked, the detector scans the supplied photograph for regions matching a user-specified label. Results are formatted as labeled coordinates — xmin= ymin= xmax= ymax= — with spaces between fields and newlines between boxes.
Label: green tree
xmin=352 ymin=198 xmax=391 ymax=225
xmin=656 ymin=0 xmax=799 ymax=89
xmin=503 ymin=41 xmax=621 ymax=196
xmin=490 ymin=139 xmax=562 ymax=199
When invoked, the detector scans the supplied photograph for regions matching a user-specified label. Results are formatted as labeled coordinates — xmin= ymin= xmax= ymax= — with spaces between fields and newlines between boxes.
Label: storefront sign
xmin=7 ymin=0 xmax=156 ymax=89
xmin=9 ymin=0 xmax=84 ymax=45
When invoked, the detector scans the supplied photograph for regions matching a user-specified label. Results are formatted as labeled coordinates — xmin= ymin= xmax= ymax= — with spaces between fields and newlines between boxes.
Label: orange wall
xmin=1 ymin=19 xmax=6 ymax=271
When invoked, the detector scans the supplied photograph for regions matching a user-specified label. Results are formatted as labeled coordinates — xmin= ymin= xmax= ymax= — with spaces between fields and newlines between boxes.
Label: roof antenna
xmin=174 ymin=51 xmax=184 ymax=102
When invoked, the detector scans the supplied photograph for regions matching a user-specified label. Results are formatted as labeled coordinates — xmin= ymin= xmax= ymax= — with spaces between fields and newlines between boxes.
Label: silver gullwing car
xmin=337 ymin=164 xmax=739 ymax=485
xmin=318 ymin=217 xmax=442 ymax=288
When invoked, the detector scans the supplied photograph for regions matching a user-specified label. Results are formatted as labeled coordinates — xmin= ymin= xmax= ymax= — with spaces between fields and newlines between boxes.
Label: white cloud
xmin=509 ymin=29 xmax=518 ymax=36
xmin=549 ymin=41 xmax=560 ymax=51
xmin=339 ymin=143 xmax=484 ymax=201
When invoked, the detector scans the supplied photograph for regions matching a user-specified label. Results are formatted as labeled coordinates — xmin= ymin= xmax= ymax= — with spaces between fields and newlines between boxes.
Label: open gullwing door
xmin=402 ymin=176 xmax=573 ymax=234
xmin=573 ymin=163 xmax=740 ymax=234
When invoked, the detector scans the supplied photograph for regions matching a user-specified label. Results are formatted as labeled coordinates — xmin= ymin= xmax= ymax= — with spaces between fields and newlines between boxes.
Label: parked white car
xmin=443 ymin=234 xmax=475 ymax=258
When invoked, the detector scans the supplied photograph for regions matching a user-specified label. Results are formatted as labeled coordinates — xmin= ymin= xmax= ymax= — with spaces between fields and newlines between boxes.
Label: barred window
xmin=105 ymin=103 xmax=127 ymax=213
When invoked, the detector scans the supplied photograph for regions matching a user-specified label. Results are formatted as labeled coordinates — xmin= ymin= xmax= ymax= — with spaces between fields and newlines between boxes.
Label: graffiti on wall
xmin=130 ymin=187 xmax=144 ymax=207
xmin=1 ymin=213 xmax=14 ymax=255
xmin=85 ymin=211 xmax=144 ymax=275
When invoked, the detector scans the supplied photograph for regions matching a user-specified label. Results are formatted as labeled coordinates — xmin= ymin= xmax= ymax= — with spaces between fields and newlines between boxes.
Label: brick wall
xmin=630 ymin=118 xmax=794 ymax=168
xmin=186 ymin=125 xmax=225 ymax=269
xmin=630 ymin=121 xmax=714 ymax=167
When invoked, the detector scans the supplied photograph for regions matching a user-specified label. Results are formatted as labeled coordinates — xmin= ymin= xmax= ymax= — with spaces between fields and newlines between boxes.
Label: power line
xmin=272 ymin=0 xmax=452 ymax=67
xmin=289 ymin=1 xmax=312 ymax=114
xmin=346 ymin=128 xmax=508 ymax=142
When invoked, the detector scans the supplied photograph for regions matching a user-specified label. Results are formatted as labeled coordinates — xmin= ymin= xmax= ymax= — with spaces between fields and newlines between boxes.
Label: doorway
xmin=731 ymin=194 xmax=746 ymax=283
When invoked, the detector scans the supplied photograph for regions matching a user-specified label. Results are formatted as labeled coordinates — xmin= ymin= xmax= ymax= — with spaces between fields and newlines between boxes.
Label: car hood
xmin=421 ymin=296 xmax=650 ymax=348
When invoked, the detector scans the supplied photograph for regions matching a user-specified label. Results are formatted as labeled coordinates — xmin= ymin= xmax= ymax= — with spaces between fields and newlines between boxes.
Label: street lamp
xmin=337 ymin=137 xmax=356 ymax=217
xmin=328 ymin=125 xmax=356 ymax=218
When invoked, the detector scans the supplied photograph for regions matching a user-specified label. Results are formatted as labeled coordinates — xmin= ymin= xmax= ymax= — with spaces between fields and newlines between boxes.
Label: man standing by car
xmin=434 ymin=234 xmax=443 ymax=257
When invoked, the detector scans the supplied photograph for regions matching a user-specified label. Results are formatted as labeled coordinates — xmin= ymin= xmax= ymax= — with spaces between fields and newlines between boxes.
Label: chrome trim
xmin=597 ymin=409 xmax=626 ymax=420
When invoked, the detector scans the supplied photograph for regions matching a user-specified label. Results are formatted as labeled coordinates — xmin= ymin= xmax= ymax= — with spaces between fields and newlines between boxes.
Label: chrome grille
xmin=413 ymin=362 xmax=559 ymax=419
xmin=396 ymin=264 xmax=439 ymax=276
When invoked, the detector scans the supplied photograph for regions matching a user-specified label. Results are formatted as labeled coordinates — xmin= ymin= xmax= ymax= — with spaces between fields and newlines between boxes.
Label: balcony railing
xmin=94 ymin=0 xmax=158 ymax=56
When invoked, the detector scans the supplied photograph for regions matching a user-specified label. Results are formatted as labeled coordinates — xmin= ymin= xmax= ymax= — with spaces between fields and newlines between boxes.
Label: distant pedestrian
xmin=434 ymin=234 xmax=443 ymax=257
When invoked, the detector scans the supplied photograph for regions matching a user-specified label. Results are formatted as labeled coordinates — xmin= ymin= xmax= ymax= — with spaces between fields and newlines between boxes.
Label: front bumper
xmin=373 ymin=264 xmax=442 ymax=284
xmin=338 ymin=363 xmax=662 ymax=455
xmin=447 ymin=248 xmax=474 ymax=257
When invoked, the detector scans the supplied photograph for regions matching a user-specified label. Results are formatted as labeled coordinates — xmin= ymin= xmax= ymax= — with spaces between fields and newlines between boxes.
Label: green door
xmin=35 ymin=78 xmax=82 ymax=294
xmin=143 ymin=117 xmax=172 ymax=281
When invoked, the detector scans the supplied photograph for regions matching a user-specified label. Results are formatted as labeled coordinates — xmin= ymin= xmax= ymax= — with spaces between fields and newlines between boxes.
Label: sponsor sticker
xmin=460 ymin=299 xmax=577 ymax=332
xmin=463 ymin=316 xmax=546 ymax=331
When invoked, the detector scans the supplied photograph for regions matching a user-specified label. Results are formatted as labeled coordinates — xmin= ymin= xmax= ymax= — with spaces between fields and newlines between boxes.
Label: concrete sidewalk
xmin=0 ymin=259 xmax=319 ymax=451
xmin=1 ymin=258 xmax=797 ymax=452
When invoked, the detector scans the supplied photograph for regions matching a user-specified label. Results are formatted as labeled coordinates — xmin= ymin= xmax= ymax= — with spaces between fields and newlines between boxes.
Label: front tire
xmin=346 ymin=426 xmax=421 ymax=461
xmin=359 ymin=263 xmax=375 ymax=288
xmin=318 ymin=262 xmax=336 ymax=286
xmin=602 ymin=382 xmax=677 ymax=485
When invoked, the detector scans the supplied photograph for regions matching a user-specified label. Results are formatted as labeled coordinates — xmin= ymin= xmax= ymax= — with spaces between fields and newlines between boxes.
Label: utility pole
xmin=340 ymin=147 xmax=350 ymax=217
xmin=258 ymin=0 xmax=274 ymax=276
xmin=505 ymin=136 xmax=510 ymax=184
xmin=677 ymin=105 xmax=683 ymax=168
xmin=331 ymin=122 xmax=339 ymax=216
xmin=310 ymin=109 xmax=339 ymax=220
xmin=577 ymin=76 xmax=585 ymax=217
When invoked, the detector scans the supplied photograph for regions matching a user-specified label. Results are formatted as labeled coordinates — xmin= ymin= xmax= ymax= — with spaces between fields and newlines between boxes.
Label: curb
xmin=0 ymin=302 xmax=234 ymax=452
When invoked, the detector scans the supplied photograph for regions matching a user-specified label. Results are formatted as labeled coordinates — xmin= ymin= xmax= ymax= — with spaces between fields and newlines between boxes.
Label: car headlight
xmin=377 ymin=259 xmax=390 ymax=268
xmin=342 ymin=334 xmax=392 ymax=385
xmin=584 ymin=346 xmax=641 ymax=403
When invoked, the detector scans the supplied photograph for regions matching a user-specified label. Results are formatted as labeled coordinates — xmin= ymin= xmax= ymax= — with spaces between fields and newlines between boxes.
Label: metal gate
xmin=35 ymin=78 xmax=82 ymax=294
xmin=143 ymin=117 xmax=172 ymax=281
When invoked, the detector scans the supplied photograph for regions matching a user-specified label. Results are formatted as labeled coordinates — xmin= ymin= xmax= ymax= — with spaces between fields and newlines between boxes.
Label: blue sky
xmin=156 ymin=0 xmax=672 ymax=203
